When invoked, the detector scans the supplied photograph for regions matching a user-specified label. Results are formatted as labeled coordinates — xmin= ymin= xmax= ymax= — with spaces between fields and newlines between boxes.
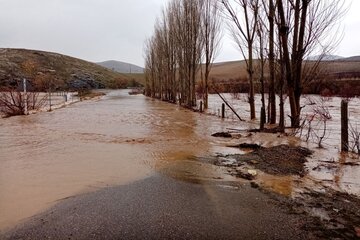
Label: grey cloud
xmin=0 ymin=0 xmax=358 ymax=67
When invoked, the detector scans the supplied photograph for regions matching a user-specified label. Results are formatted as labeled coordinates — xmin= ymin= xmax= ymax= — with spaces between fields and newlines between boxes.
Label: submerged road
xmin=1 ymin=90 xmax=313 ymax=239
xmin=3 ymin=175 xmax=310 ymax=240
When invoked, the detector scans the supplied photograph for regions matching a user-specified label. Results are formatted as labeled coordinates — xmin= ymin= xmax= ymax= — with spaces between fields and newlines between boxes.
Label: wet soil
xmin=212 ymin=141 xmax=360 ymax=239
xmin=297 ymin=188 xmax=360 ymax=239
xmin=261 ymin=186 xmax=360 ymax=239
xmin=215 ymin=144 xmax=312 ymax=176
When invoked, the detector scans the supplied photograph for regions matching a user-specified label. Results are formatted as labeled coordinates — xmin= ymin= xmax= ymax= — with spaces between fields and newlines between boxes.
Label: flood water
xmin=206 ymin=93 xmax=360 ymax=197
xmin=0 ymin=90 xmax=359 ymax=231
xmin=0 ymin=90 xmax=242 ymax=231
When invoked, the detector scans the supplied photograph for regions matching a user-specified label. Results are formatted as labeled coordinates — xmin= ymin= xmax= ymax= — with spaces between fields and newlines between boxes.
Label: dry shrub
xmin=0 ymin=88 xmax=47 ymax=117
xmin=296 ymin=97 xmax=332 ymax=148
xmin=349 ymin=123 xmax=360 ymax=155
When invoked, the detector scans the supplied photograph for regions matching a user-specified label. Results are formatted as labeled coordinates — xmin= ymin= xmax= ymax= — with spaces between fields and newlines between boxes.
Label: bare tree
xmin=145 ymin=0 xmax=207 ymax=108
xmin=221 ymin=0 xmax=260 ymax=120
xmin=267 ymin=0 xmax=276 ymax=124
xmin=201 ymin=0 xmax=222 ymax=109
xmin=254 ymin=4 xmax=270 ymax=129
xmin=276 ymin=0 xmax=345 ymax=127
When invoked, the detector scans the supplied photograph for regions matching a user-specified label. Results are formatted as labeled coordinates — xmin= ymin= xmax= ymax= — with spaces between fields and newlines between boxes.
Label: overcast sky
xmin=0 ymin=0 xmax=359 ymax=67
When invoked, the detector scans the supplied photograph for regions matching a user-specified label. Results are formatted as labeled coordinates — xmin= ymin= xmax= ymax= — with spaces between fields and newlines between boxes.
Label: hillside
xmin=307 ymin=55 xmax=344 ymax=61
xmin=97 ymin=60 xmax=144 ymax=74
xmin=341 ymin=56 xmax=360 ymax=62
xmin=205 ymin=57 xmax=360 ymax=95
xmin=0 ymin=48 xmax=134 ymax=90
xmin=208 ymin=57 xmax=360 ymax=81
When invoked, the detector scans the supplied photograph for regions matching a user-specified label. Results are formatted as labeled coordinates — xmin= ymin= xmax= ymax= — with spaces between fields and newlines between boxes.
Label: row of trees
xmin=144 ymin=0 xmax=221 ymax=108
xmin=144 ymin=0 xmax=345 ymax=129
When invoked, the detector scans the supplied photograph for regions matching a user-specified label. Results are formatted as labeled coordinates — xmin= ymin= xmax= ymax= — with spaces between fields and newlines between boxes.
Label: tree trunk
xmin=293 ymin=0 xmax=309 ymax=127
xmin=268 ymin=0 xmax=276 ymax=124
xmin=277 ymin=0 xmax=298 ymax=128
xmin=248 ymin=45 xmax=256 ymax=120
xmin=204 ymin=63 xmax=210 ymax=109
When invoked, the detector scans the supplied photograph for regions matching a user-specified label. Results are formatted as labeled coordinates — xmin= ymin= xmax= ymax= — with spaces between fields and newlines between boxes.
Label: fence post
xmin=341 ymin=100 xmax=348 ymax=152
xmin=260 ymin=107 xmax=266 ymax=130
xmin=200 ymin=101 xmax=203 ymax=113
xmin=221 ymin=103 xmax=225 ymax=119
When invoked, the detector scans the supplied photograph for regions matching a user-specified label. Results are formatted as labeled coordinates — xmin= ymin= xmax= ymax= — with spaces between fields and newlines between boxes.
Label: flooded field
xmin=206 ymin=93 xmax=360 ymax=149
xmin=205 ymin=93 xmax=360 ymax=196
xmin=0 ymin=90 xmax=359 ymax=232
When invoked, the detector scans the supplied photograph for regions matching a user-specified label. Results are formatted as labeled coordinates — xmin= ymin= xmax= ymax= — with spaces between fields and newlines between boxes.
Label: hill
xmin=205 ymin=57 xmax=360 ymax=95
xmin=340 ymin=56 xmax=360 ymax=62
xmin=0 ymin=48 xmax=135 ymax=90
xmin=97 ymin=60 xmax=144 ymax=74
xmin=307 ymin=54 xmax=344 ymax=61
xmin=208 ymin=57 xmax=360 ymax=81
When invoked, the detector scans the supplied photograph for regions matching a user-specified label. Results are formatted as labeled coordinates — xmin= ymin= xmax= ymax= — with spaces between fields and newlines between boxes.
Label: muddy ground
xmin=215 ymin=144 xmax=312 ymax=176
xmin=211 ymin=133 xmax=360 ymax=239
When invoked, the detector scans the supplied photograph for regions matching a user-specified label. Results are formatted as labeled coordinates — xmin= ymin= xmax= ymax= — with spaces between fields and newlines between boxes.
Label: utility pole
xmin=23 ymin=78 xmax=28 ymax=115
xmin=48 ymin=79 xmax=52 ymax=111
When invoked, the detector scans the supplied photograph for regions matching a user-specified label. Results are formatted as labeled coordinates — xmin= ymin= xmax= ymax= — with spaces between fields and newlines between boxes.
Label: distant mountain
xmin=97 ymin=60 xmax=144 ymax=74
xmin=0 ymin=48 xmax=132 ymax=90
xmin=341 ymin=56 xmax=360 ymax=62
xmin=307 ymin=54 xmax=344 ymax=61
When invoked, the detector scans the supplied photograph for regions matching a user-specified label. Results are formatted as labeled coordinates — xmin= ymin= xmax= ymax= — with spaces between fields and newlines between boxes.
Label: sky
xmin=0 ymin=0 xmax=359 ymax=67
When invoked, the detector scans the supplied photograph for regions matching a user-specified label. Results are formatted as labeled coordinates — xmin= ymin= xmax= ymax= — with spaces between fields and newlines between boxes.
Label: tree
xmin=267 ymin=0 xmax=276 ymax=124
xmin=221 ymin=0 xmax=260 ymax=120
xmin=145 ymin=0 xmax=206 ymax=108
xmin=255 ymin=13 xmax=267 ymax=128
xmin=276 ymin=0 xmax=345 ymax=127
xmin=201 ymin=0 xmax=222 ymax=109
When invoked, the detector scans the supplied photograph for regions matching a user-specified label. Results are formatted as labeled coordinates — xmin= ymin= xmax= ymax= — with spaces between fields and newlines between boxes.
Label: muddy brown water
xmin=0 ymin=90 xmax=359 ymax=232
xmin=0 ymin=90 xmax=244 ymax=231
xmin=206 ymin=93 xmax=360 ymax=196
